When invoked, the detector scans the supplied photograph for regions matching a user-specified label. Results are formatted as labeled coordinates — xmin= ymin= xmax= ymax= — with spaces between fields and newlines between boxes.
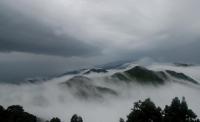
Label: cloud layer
xmin=0 ymin=0 xmax=200 ymax=81
xmin=0 ymin=3 xmax=99 ymax=57
xmin=1 ymin=0 xmax=200 ymax=56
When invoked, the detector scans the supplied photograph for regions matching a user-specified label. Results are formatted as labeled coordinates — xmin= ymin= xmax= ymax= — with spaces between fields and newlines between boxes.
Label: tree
xmin=126 ymin=98 xmax=162 ymax=122
xmin=7 ymin=105 xmax=24 ymax=113
xmin=0 ymin=105 xmax=4 ymax=114
xmin=50 ymin=117 xmax=61 ymax=122
xmin=120 ymin=118 xmax=125 ymax=122
xmin=71 ymin=114 xmax=83 ymax=122
xmin=0 ymin=105 xmax=37 ymax=122
xmin=125 ymin=97 xmax=200 ymax=122
xmin=0 ymin=105 xmax=5 ymax=122
xmin=163 ymin=97 xmax=200 ymax=122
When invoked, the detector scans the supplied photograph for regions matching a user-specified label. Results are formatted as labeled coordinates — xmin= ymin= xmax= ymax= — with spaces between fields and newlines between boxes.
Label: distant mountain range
xmin=20 ymin=61 xmax=200 ymax=100
xmin=45 ymin=61 xmax=198 ymax=100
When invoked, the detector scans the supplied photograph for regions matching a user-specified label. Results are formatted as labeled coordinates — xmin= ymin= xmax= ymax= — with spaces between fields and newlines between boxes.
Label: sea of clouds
xmin=0 ymin=63 xmax=200 ymax=122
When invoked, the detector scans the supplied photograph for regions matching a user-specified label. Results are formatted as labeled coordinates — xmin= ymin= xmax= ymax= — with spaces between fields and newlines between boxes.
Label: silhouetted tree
xmin=0 ymin=97 xmax=199 ymax=122
xmin=0 ymin=105 xmax=36 ymax=122
xmin=50 ymin=117 xmax=61 ymax=122
xmin=126 ymin=98 xmax=162 ymax=122
xmin=71 ymin=114 xmax=83 ymax=122
xmin=163 ymin=97 xmax=200 ymax=122
xmin=125 ymin=97 xmax=200 ymax=122
xmin=0 ymin=105 xmax=5 ymax=121
xmin=120 ymin=118 xmax=125 ymax=122
xmin=7 ymin=105 xmax=24 ymax=113
xmin=0 ymin=105 xmax=4 ymax=113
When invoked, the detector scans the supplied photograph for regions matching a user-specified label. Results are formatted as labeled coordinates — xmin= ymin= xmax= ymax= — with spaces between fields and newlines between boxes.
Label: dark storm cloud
xmin=0 ymin=5 xmax=99 ymax=57
xmin=1 ymin=0 xmax=200 ymax=82
xmin=150 ymin=41 xmax=200 ymax=63
xmin=1 ymin=0 xmax=200 ymax=60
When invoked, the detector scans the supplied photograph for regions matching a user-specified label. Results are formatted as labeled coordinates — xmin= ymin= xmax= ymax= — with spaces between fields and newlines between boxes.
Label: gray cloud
xmin=0 ymin=4 xmax=100 ymax=57
xmin=0 ymin=0 xmax=200 ymax=82
xmin=1 ymin=0 xmax=200 ymax=58
xmin=0 ymin=52 xmax=112 ymax=82
xmin=150 ymin=41 xmax=200 ymax=63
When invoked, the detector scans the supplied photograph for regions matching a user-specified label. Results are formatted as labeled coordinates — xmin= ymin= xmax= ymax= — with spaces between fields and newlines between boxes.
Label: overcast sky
xmin=0 ymin=0 xmax=200 ymax=82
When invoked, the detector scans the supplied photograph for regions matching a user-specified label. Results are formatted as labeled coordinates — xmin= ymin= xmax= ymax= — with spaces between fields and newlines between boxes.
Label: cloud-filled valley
xmin=0 ymin=63 xmax=200 ymax=122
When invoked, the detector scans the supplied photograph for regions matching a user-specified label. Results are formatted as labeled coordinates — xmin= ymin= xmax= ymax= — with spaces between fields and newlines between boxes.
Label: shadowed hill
xmin=61 ymin=76 xmax=118 ymax=99
xmin=112 ymin=66 xmax=199 ymax=85
xmin=165 ymin=70 xmax=198 ymax=84
xmin=83 ymin=68 xmax=108 ymax=74
xmin=112 ymin=66 xmax=166 ymax=84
